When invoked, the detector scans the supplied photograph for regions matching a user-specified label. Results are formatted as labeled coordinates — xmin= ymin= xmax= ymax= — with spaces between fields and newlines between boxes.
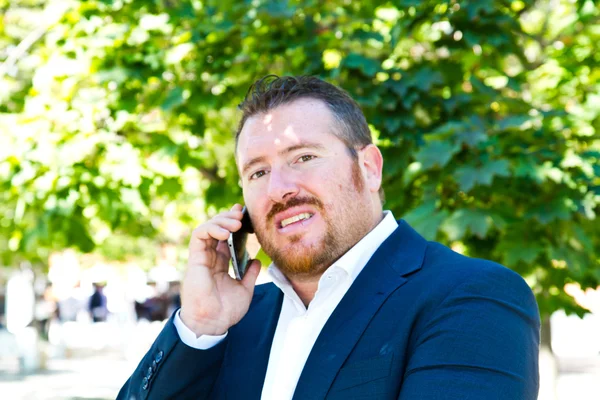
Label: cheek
xmin=243 ymin=189 xmax=266 ymax=217
xmin=302 ymin=168 xmax=337 ymax=189
xmin=303 ymin=167 xmax=351 ymax=197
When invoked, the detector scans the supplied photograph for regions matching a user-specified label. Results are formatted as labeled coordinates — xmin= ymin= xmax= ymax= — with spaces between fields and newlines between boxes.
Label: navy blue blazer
xmin=118 ymin=220 xmax=540 ymax=400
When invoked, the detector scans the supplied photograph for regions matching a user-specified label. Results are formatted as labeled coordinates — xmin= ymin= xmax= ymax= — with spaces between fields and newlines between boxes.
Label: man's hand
xmin=179 ymin=204 xmax=262 ymax=337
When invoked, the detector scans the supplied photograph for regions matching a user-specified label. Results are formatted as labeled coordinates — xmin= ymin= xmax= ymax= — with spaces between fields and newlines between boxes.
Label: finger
xmin=192 ymin=224 xmax=231 ymax=242
xmin=214 ymin=240 xmax=232 ymax=273
xmin=190 ymin=234 xmax=217 ymax=251
xmin=215 ymin=209 xmax=244 ymax=220
xmin=231 ymin=203 xmax=243 ymax=212
xmin=216 ymin=239 xmax=231 ymax=258
xmin=188 ymin=247 xmax=218 ymax=270
xmin=189 ymin=240 xmax=231 ymax=273
xmin=210 ymin=216 xmax=242 ymax=232
xmin=241 ymin=259 xmax=261 ymax=292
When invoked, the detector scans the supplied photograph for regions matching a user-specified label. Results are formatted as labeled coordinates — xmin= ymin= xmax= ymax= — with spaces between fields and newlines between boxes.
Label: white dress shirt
xmin=174 ymin=211 xmax=398 ymax=399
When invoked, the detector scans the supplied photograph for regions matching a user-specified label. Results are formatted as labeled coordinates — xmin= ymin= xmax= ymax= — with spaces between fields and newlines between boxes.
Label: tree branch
xmin=0 ymin=3 xmax=71 ymax=79
xmin=196 ymin=165 xmax=223 ymax=183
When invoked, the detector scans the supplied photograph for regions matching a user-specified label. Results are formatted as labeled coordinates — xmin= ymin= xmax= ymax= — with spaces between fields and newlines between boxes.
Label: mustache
xmin=266 ymin=196 xmax=323 ymax=222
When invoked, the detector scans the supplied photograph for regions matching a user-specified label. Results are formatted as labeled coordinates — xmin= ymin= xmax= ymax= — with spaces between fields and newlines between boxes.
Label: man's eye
xmin=297 ymin=155 xmax=316 ymax=163
xmin=250 ymin=170 xmax=267 ymax=180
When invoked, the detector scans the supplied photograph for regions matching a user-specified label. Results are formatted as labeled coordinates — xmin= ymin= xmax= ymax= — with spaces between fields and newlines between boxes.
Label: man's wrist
xmin=174 ymin=309 xmax=227 ymax=349
xmin=179 ymin=307 xmax=228 ymax=337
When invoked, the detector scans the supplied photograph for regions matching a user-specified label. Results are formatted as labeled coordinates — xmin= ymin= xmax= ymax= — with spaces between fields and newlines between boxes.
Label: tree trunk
xmin=538 ymin=314 xmax=558 ymax=400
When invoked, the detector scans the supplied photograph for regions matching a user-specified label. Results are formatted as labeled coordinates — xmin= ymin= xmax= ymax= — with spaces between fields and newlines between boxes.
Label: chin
xmin=270 ymin=242 xmax=324 ymax=275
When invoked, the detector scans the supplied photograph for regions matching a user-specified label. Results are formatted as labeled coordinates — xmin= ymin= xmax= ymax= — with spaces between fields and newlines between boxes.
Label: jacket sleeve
xmin=117 ymin=312 xmax=227 ymax=400
xmin=398 ymin=264 xmax=540 ymax=400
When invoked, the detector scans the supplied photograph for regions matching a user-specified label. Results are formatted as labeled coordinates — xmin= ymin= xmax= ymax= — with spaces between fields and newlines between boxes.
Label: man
xmin=118 ymin=76 xmax=540 ymax=400
xmin=89 ymin=283 xmax=107 ymax=323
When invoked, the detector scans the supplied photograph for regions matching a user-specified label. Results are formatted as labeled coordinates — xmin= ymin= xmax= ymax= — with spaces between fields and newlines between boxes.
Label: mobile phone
xmin=228 ymin=206 xmax=255 ymax=280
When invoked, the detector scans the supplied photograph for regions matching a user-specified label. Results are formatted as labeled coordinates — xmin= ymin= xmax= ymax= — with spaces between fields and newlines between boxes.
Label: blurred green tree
xmin=1 ymin=0 xmax=598 ymax=321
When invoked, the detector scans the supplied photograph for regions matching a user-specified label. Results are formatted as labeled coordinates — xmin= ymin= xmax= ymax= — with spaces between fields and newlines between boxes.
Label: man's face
xmin=236 ymin=98 xmax=378 ymax=279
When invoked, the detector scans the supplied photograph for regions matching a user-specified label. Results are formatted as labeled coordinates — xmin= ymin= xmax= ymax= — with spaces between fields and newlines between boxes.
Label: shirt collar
xmin=268 ymin=211 xmax=398 ymax=292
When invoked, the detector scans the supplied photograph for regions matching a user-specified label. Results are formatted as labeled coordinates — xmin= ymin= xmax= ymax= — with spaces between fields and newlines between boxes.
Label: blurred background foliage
xmin=0 ymin=0 xmax=599 ymax=319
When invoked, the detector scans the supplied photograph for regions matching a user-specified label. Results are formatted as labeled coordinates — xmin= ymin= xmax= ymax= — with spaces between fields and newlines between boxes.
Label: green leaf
xmin=469 ymin=76 xmax=497 ymax=98
xmin=343 ymin=53 xmax=380 ymax=77
xmin=441 ymin=209 xmax=491 ymax=240
xmin=157 ymin=177 xmax=183 ymax=197
xmin=454 ymin=167 xmax=479 ymax=192
xmin=401 ymin=161 xmax=422 ymax=186
xmin=514 ymin=157 xmax=539 ymax=180
xmin=488 ymin=212 xmax=508 ymax=231
xmin=352 ymin=30 xmax=384 ymax=42
xmin=497 ymin=115 xmax=531 ymax=131
xmin=572 ymin=225 xmax=594 ymax=254
xmin=465 ymin=0 xmax=496 ymax=19
xmin=497 ymin=239 xmax=544 ymax=267
xmin=414 ymin=141 xmax=460 ymax=170
xmin=394 ymin=0 xmax=423 ymax=6
xmin=402 ymin=200 xmax=449 ymax=240
xmin=548 ymin=245 xmax=589 ymax=277
xmin=395 ymin=68 xmax=444 ymax=96
xmin=443 ymin=94 xmax=472 ymax=114
xmin=412 ymin=68 xmax=444 ymax=92
xmin=383 ymin=117 xmax=402 ymax=133
xmin=526 ymin=198 xmax=575 ymax=224
xmin=67 ymin=218 xmax=96 ymax=253
xmin=388 ymin=80 xmax=409 ymax=98
xmin=261 ymin=1 xmax=295 ymax=18
xmin=455 ymin=116 xmax=488 ymax=147
xmin=427 ymin=121 xmax=464 ymax=140
xmin=454 ymin=159 xmax=511 ymax=191
xmin=161 ymin=87 xmax=185 ymax=111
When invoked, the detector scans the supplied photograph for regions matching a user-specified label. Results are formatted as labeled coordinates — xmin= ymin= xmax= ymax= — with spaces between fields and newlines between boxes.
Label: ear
xmin=359 ymin=144 xmax=383 ymax=194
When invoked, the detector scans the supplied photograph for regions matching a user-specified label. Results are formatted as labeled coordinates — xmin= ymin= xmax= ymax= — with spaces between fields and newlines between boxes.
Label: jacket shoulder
xmin=422 ymin=241 xmax=529 ymax=288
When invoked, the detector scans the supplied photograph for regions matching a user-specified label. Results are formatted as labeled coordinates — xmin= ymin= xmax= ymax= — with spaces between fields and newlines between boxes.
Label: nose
xmin=267 ymin=167 xmax=299 ymax=203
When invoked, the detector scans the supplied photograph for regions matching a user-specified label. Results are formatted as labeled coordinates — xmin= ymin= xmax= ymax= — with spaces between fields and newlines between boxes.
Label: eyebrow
xmin=241 ymin=142 xmax=327 ymax=176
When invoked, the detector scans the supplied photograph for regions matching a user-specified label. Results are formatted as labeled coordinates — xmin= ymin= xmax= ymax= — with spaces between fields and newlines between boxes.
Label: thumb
xmin=241 ymin=259 xmax=262 ymax=292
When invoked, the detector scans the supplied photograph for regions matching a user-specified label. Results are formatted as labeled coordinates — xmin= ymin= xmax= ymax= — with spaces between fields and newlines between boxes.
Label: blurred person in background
xmin=89 ymin=283 xmax=108 ymax=323
xmin=33 ymin=283 xmax=57 ymax=341
xmin=166 ymin=281 xmax=181 ymax=318
xmin=119 ymin=76 xmax=540 ymax=400
xmin=0 ymin=292 xmax=5 ymax=329
xmin=57 ymin=281 xmax=85 ymax=323
xmin=134 ymin=282 xmax=171 ymax=322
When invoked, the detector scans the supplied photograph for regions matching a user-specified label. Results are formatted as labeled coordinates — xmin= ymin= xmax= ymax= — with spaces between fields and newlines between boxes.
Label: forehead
xmin=236 ymin=98 xmax=342 ymax=163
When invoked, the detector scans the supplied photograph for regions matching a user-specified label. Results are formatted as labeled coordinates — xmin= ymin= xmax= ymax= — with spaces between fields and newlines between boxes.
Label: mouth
xmin=280 ymin=212 xmax=314 ymax=228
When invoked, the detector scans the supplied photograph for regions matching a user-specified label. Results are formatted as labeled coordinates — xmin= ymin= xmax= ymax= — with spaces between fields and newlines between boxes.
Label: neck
xmin=289 ymin=278 xmax=320 ymax=307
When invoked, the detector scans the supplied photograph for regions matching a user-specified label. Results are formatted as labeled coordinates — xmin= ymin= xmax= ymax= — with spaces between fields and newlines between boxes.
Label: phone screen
xmin=228 ymin=206 xmax=254 ymax=280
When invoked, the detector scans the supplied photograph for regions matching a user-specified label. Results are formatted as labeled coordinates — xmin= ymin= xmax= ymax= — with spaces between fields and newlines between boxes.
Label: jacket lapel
xmin=223 ymin=283 xmax=283 ymax=399
xmin=292 ymin=220 xmax=427 ymax=400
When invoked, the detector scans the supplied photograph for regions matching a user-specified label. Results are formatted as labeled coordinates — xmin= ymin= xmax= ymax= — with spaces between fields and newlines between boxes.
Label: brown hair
xmin=235 ymin=75 xmax=372 ymax=158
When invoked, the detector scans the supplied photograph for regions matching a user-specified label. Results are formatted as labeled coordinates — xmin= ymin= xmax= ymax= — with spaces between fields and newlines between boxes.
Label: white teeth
xmin=281 ymin=213 xmax=313 ymax=228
